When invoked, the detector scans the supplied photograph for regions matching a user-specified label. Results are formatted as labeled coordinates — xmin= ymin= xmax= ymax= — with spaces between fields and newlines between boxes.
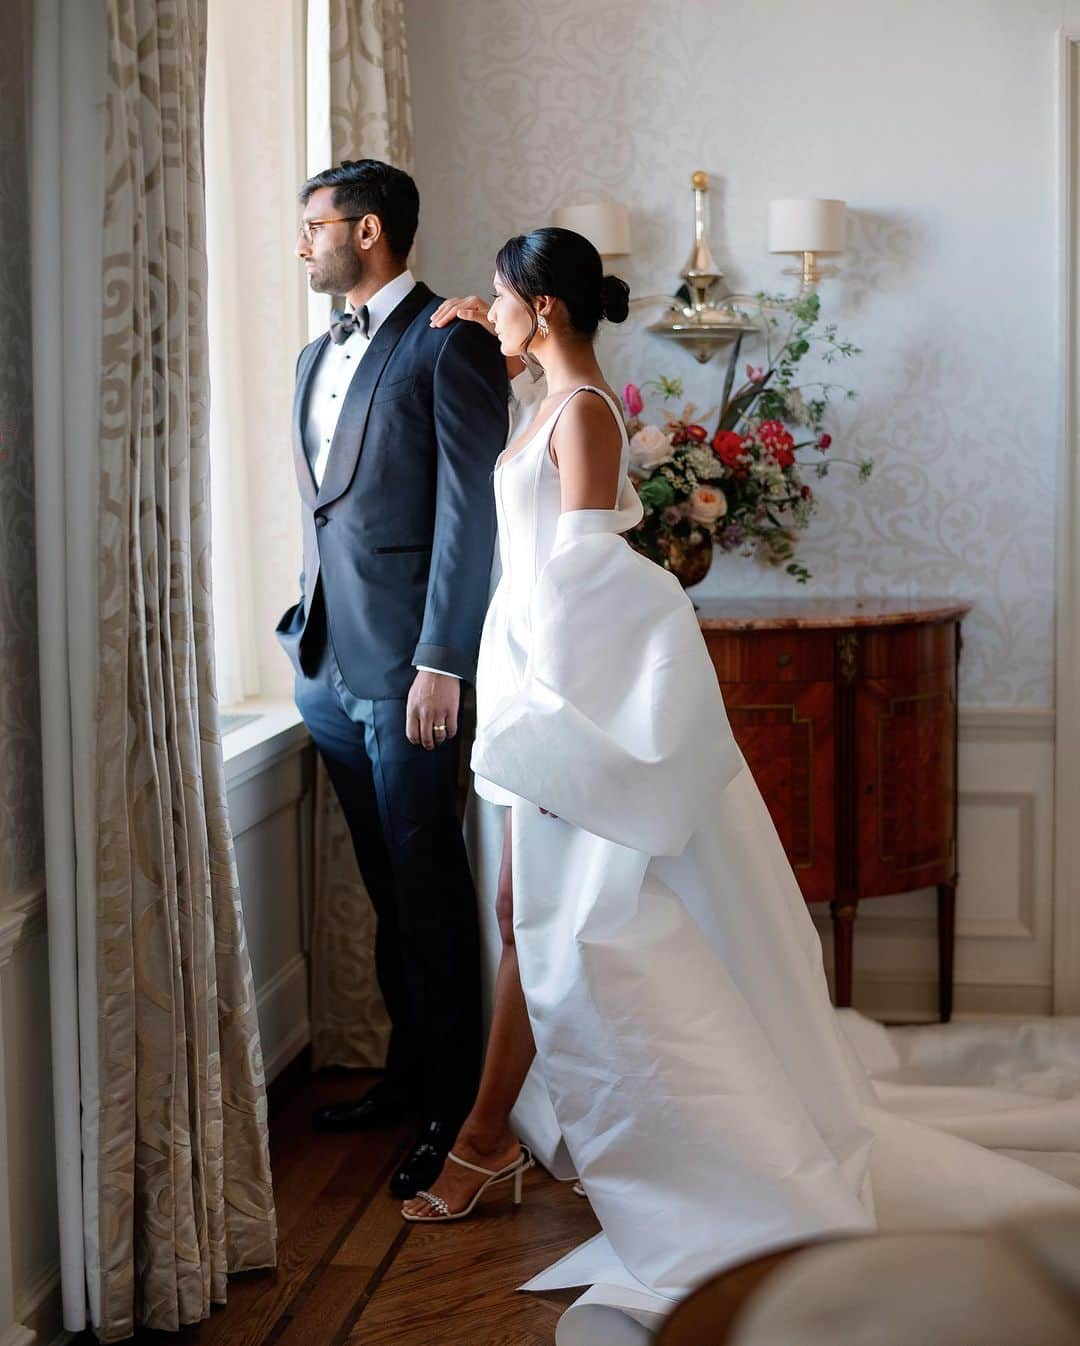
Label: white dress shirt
xmin=304 ymin=268 xmax=418 ymax=487
xmin=303 ymin=269 xmax=458 ymax=682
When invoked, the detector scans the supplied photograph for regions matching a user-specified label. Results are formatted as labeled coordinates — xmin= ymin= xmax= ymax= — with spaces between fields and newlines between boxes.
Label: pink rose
xmin=746 ymin=364 xmax=766 ymax=383
xmin=623 ymin=383 xmax=644 ymax=417
xmin=688 ymin=485 xmax=727 ymax=525
xmin=628 ymin=424 xmax=673 ymax=472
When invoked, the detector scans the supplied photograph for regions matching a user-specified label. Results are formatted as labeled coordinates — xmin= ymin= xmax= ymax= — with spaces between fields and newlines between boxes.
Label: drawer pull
xmin=776 ymin=653 xmax=792 ymax=668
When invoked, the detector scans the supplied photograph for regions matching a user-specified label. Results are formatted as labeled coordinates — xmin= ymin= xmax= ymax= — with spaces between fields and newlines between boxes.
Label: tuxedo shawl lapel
xmin=315 ymin=281 xmax=433 ymax=511
xmin=291 ymin=334 xmax=328 ymax=509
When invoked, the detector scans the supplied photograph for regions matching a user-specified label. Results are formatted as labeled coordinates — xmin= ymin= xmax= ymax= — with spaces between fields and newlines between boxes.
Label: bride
xmin=402 ymin=227 xmax=1078 ymax=1310
xmin=402 ymin=226 xmax=875 ymax=1282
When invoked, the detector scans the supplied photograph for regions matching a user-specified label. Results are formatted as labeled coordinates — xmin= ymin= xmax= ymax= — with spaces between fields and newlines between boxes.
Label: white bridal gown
xmin=468 ymin=382 xmax=1080 ymax=1344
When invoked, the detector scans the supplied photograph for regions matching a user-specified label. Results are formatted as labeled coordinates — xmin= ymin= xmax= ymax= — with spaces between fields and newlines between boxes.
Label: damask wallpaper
xmin=0 ymin=0 xmax=44 ymax=898
xmin=406 ymin=0 xmax=1064 ymax=707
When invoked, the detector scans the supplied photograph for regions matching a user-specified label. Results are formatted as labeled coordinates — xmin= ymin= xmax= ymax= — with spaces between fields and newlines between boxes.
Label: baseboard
xmin=13 ymin=1258 xmax=63 ymax=1346
xmin=0 ymin=1326 xmax=36 ymax=1346
xmin=841 ymin=971 xmax=1053 ymax=1022
xmin=256 ymin=953 xmax=310 ymax=1085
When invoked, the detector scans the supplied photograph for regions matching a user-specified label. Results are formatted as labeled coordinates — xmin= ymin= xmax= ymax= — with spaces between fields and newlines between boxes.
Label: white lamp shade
xmin=551 ymin=201 xmax=631 ymax=257
xmin=768 ymin=199 xmax=846 ymax=255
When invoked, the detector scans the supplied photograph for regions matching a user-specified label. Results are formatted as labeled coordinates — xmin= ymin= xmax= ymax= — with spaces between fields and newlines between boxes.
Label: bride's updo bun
xmin=495 ymin=226 xmax=631 ymax=339
xmin=600 ymin=274 xmax=630 ymax=324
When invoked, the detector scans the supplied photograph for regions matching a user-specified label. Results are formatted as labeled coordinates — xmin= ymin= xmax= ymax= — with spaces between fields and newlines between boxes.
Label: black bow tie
xmin=329 ymin=305 xmax=369 ymax=344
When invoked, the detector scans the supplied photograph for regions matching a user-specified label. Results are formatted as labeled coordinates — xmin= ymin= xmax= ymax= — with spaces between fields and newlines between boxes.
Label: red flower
xmin=801 ymin=484 xmax=813 ymax=499
xmin=818 ymin=433 xmax=832 ymax=450
xmin=712 ymin=429 xmax=748 ymax=473
xmin=685 ymin=423 xmax=708 ymax=442
xmin=758 ymin=420 xmax=795 ymax=468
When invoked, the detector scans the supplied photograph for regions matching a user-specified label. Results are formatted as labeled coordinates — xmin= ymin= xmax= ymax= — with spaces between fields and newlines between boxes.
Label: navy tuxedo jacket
xmin=276 ymin=281 xmax=509 ymax=698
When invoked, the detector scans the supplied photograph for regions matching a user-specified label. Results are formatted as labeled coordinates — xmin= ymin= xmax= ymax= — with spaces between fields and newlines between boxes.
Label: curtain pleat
xmin=95 ymin=1 xmax=276 ymax=1336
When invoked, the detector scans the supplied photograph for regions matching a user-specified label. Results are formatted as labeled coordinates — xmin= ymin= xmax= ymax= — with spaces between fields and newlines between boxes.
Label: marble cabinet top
xmin=695 ymin=596 xmax=973 ymax=631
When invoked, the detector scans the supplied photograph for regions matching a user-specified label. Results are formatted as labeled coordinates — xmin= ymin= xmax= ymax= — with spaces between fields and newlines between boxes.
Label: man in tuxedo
xmin=277 ymin=159 xmax=507 ymax=1198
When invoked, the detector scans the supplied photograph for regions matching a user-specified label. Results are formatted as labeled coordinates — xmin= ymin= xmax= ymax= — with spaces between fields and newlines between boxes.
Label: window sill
xmin=220 ymin=697 xmax=310 ymax=788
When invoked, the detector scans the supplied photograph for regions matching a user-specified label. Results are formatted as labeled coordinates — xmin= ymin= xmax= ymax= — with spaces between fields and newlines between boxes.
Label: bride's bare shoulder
xmin=552 ymin=387 xmax=624 ymax=452
xmin=550 ymin=389 xmax=623 ymax=508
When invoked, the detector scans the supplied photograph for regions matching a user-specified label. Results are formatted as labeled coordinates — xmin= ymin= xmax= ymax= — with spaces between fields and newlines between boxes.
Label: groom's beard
xmin=306 ymin=240 xmax=364 ymax=296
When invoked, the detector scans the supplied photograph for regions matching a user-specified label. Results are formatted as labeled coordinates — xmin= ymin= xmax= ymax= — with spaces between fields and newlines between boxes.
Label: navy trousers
xmin=295 ymin=596 xmax=482 ymax=1124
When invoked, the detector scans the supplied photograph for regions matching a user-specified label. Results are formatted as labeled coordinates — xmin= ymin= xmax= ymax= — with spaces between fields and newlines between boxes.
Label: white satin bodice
xmin=494 ymin=385 xmax=631 ymax=611
xmin=474 ymin=386 xmax=642 ymax=805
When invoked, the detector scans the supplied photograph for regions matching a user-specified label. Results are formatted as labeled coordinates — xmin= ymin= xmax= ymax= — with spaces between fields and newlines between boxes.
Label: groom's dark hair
xmin=300 ymin=159 xmax=419 ymax=261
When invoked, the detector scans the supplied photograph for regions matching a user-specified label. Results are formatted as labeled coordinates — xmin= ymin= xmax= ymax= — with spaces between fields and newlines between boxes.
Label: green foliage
xmin=638 ymin=474 xmax=677 ymax=511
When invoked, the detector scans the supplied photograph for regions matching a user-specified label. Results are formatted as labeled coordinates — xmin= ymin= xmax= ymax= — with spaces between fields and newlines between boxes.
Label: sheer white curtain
xmin=31 ymin=0 xmax=107 ymax=1330
xmin=205 ymin=0 xmax=308 ymax=704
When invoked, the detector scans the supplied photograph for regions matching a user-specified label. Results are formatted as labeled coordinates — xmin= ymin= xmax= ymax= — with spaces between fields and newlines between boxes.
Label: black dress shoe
xmin=389 ymin=1120 xmax=457 ymax=1198
xmin=312 ymin=1083 xmax=412 ymax=1132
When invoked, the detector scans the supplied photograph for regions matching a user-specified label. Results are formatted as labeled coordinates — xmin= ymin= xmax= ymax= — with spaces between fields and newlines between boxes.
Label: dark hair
xmin=495 ymin=227 xmax=630 ymax=340
xmin=299 ymin=159 xmax=419 ymax=261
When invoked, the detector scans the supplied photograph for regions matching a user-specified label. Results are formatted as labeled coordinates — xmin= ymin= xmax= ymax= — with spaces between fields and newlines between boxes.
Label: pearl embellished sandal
xmin=402 ymin=1145 xmax=534 ymax=1222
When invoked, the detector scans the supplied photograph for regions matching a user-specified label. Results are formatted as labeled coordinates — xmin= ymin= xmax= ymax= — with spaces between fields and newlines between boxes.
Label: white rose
xmin=688 ymin=485 xmax=727 ymax=524
xmin=628 ymin=424 xmax=673 ymax=472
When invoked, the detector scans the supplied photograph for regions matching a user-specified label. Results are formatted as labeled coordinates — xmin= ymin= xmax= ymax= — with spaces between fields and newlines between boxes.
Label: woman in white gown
xmin=404 ymin=229 xmax=1080 ymax=1320
xmin=403 ymin=226 xmax=875 ymax=1269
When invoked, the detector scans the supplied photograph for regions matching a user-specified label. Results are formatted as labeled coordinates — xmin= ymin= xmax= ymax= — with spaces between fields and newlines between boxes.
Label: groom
xmin=277 ymin=159 xmax=507 ymax=1197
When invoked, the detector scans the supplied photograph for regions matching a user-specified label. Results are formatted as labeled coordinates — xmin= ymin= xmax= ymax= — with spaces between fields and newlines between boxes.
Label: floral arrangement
xmin=623 ymin=294 xmax=872 ymax=584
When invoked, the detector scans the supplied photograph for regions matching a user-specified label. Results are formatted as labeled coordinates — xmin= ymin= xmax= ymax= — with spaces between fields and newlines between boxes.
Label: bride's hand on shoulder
xmin=429 ymin=295 xmax=496 ymax=335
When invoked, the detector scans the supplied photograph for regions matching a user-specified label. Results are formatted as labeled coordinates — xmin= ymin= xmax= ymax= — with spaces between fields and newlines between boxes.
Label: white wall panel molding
xmin=810 ymin=706 xmax=1054 ymax=1019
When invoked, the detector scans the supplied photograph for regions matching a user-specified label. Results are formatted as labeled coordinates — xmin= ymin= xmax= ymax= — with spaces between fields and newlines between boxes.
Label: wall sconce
xmin=639 ymin=171 xmax=762 ymax=364
xmin=551 ymin=201 xmax=632 ymax=258
xmin=553 ymin=179 xmax=847 ymax=371
xmin=768 ymin=198 xmax=847 ymax=293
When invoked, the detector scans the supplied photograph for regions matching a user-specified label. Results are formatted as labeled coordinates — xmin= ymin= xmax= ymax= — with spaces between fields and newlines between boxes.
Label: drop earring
xmin=537 ymin=314 xmax=549 ymax=338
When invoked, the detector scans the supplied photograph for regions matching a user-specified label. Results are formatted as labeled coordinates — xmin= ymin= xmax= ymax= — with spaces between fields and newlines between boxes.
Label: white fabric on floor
xmin=470 ymin=784 xmax=1080 ymax=1342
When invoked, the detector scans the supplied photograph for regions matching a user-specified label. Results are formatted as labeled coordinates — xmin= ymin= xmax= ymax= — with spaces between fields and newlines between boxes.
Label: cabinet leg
xmin=937 ymin=881 xmax=956 ymax=1023
xmin=830 ymin=901 xmax=857 ymax=1008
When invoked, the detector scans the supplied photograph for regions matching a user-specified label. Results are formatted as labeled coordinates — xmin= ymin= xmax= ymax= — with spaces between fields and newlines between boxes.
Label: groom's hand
xmin=406 ymin=669 xmax=461 ymax=750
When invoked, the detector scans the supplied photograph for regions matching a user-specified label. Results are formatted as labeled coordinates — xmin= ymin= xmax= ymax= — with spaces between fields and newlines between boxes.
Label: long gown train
xmin=467 ymin=380 xmax=1080 ymax=1342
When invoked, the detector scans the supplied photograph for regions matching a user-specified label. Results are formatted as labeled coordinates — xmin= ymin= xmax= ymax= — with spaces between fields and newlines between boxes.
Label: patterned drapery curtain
xmin=308 ymin=0 xmax=414 ymax=1069
xmin=329 ymin=0 xmax=413 ymax=167
xmin=94 ymin=0 xmax=276 ymax=1334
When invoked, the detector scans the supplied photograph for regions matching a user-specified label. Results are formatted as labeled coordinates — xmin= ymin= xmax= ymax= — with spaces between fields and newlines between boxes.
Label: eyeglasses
xmin=298 ymin=216 xmax=363 ymax=244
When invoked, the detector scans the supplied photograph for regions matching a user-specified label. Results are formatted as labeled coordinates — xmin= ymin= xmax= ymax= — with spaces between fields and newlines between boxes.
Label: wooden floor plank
xmin=180 ymin=1129 xmax=410 ymax=1346
xmin=76 ymin=1066 xmax=609 ymax=1346
xmin=331 ymin=1189 xmax=410 ymax=1271
xmin=345 ymin=1167 xmax=600 ymax=1346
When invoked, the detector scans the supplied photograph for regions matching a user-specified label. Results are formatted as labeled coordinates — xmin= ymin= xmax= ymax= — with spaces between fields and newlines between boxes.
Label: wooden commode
xmin=698 ymin=597 xmax=972 ymax=1021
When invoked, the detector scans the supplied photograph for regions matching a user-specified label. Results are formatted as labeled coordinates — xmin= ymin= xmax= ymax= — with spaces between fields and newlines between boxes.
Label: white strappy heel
xmin=402 ymin=1145 xmax=534 ymax=1222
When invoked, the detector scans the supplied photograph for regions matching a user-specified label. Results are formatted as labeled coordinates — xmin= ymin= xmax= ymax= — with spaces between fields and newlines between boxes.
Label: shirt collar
xmin=349 ymin=269 xmax=416 ymax=339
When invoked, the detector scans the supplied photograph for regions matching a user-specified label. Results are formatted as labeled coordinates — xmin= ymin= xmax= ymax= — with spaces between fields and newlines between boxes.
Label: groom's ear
xmin=355 ymin=212 xmax=382 ymax=251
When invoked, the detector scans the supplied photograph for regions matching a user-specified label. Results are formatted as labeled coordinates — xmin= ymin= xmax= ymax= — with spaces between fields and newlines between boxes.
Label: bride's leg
xmin=403 ymin=807 xmax=536 ymax=1215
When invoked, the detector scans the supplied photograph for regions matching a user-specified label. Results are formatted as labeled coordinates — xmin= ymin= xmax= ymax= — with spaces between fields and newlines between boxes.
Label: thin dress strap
xmin=547 ymin=385 xmax=628 ymax=467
